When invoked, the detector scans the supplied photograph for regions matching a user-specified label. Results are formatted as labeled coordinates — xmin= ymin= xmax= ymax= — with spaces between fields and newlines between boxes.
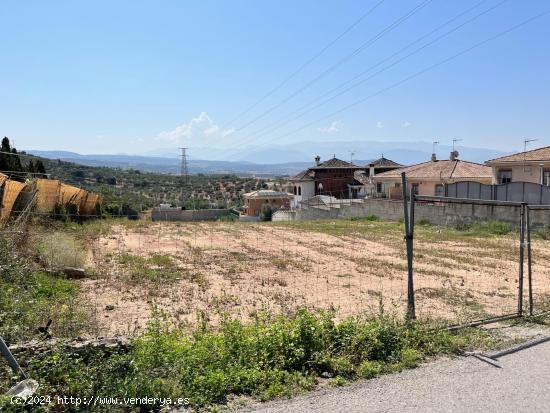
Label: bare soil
xmin=80 ymin=221 xmax=550 ymax=336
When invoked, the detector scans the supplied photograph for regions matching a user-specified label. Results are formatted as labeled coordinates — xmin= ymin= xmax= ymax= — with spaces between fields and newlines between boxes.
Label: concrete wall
xmin=272 ymin=198 xmax=550 ymax=228
xmin=152 ymin=208 xmax=231 ymax=222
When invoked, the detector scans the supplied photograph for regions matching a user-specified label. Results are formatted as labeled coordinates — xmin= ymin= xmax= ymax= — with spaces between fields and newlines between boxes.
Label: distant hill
xmin=137 ymin=140 xmax=510 ymax=166
xmin=28 ymin=150 xmax=314 ymax=176
xmin=29 ymin=139 xmax=509 ymax=176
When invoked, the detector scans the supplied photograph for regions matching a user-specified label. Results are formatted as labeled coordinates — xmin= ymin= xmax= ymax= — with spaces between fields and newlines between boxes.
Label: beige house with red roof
xmin=373 ymin=152 xmax=492 ymax=198
xmin=485 ymin=146 xmax=550 ymax=186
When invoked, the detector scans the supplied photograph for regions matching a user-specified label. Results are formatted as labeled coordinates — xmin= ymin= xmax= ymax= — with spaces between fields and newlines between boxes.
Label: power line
xmin=220 ymin=0 xmax=387 ymax=130
xmin=262 ymin=8 xmax=550 ymax=144
xmin=228 ymin=0 xmax=500 ymax=151
xmin=230 ymin=0 xmax=434 ymax=133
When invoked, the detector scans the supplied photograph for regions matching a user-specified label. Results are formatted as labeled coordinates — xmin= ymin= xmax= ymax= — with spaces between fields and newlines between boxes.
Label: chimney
xmin=450 ymin=150 xmax=459 ymax=161
xmin=315 ymin=155 xmax=321 ymax=166
xmin=431 ymin=153 xmax=437 ymax=162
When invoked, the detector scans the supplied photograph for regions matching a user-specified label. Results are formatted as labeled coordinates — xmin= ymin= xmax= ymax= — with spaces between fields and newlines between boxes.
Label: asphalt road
xmin=238 ymin=339 xmax=550 ymax=413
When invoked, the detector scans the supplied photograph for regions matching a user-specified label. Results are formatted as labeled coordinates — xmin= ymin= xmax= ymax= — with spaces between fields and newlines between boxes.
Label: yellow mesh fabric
xmin=1 ymin=180 xmax=27 ymax=222
xmin=35 ymin=179 xmax=61 ymax=213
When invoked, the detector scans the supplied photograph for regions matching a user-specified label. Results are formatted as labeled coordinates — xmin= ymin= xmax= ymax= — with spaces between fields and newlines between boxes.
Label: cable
xmin=230 ymin=0 xmax=434 ymax=133
xmin=228 ymin=0 xmax=499 ymax=151
xmin=220 ymin=0 xmax=387 ymax=130
xmin=264 ymin=7 xmax=550 ymax=143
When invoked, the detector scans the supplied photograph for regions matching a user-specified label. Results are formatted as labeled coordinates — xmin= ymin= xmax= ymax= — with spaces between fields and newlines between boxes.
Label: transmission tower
xmin=180 ymin=147 xmax=189 ymax=207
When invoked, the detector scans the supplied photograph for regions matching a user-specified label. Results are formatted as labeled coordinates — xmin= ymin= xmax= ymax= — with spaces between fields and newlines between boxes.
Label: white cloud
xmin=318 ymin=120 xmax=342 ymax=134
xmin=221 ymin=128 xmax=236 ymax=138
xmin=402 ymin=121 xmax=411 ymax=128
xmin=204 ymin=125 xmax=219 ymax=136
xmin=156 ymin=112 xmax=219 ymax=142
xmin=376 ymin=121 xmax=383 ymax=129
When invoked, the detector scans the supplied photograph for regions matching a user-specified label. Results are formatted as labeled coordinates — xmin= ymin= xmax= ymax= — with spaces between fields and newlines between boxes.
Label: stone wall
xmin=152 ymin=208 xmax=232 ymax=222
xmin=272 ymin=199 xmax=550 ymax=228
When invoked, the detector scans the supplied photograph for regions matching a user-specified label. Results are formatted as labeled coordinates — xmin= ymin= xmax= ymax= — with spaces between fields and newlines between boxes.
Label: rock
xmin=105 ymin=304 xmax=115 ymax=311
xmin=321 ymin=372 xmax=333 ymax=379
xmin=62 ymin=267 xmax=87 ymax=279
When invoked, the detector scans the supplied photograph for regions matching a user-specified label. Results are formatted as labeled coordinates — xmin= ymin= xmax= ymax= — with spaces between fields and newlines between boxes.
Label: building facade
xmin=485 ymin=146 xmax=550 ymax=185
xmin=243 ymin=190 xmax=293 ymax=216
xmin=373 ymin=152 xmax=492 ymax=198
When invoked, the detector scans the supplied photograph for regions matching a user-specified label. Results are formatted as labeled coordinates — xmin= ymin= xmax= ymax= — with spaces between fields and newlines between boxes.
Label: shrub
xmin=259 ymin=204 xmax=277 ymax=221
xmin=37 ymin=232 xmax=86 ymax=270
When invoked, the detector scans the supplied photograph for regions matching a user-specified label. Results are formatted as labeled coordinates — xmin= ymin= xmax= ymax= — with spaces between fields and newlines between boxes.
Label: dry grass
xmin=71 ymin=218 xmax=550 ymax=336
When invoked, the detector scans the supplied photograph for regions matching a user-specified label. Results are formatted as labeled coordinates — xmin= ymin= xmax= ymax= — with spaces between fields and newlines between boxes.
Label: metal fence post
xmin=526 ymin=205 xmax=533 ymax=316
xmin=518 ymin=203 xmax=526 ymax=316
xmin=401 ymin=172 xmax=416 ymax=320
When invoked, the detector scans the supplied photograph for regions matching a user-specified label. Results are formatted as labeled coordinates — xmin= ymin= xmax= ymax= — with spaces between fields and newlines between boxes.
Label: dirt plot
xmin=81 ymin=220 xmax=550 ymax=336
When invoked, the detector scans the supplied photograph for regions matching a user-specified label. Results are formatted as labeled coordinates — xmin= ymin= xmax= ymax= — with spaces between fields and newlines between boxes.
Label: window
xmin=376 ymin=182 xmax=383 ymax=193
xmin=411 ymin=183 xmax=419 ymax=195
xmin=544 ymin=170 xmax=550 ymax=186
xmin=498 ymin=170 xmax=512 ymax=184
xmin=293 ymin=186 xmax=297 ymax=195
xmin=435 ymin=184 xmax=444 ymax=197
xmin=298 ymin=186 xmax=302 ymax=196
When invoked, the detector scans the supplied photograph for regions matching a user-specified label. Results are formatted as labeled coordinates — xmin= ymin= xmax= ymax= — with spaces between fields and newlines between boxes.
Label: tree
xmin=259 ymin=204 xmax=277 ymax=221
xmin=35 ymin=160 xmax=47 ymax=175
xmin=0 ymin=137 xmax=12 ymax=171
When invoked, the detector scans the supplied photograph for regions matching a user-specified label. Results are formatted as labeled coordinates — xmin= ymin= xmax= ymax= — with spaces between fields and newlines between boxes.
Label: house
xmin=243 ymin=190 xmax=293 ymax=216
xmin=290 ymin=155 xmax=366 ymax=202
xmin=373 ymin=152 xmax=492 ymax=198
xmin=354 ymin=156 xmax=403 ymax=196
xmin=290 ymin=155 xmax=403 ymax=207
xmin=485 ymin=146 xmax=550 ymax=186
xmin=289 ymin=169 xmax=316 ymax=208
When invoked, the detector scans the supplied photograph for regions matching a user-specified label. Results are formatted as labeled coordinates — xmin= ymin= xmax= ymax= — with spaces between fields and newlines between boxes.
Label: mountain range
xmin=28 ymin=140 xmax=509 ymax=176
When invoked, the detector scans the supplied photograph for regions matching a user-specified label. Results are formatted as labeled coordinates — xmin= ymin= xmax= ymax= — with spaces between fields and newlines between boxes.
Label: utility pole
xmin=349 ymin=150 xmax=355 ymax=165
xmin=180 ymin=147 xmax=189 ymax=208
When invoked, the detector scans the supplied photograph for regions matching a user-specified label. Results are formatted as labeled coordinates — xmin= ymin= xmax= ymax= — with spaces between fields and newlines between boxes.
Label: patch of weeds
xmin=2 ymin=309 xmax=501 ymax=411
xmin=533 ymin=227 xmax=550 ymax=240
xmin=0 ymin=236 xmax=89 ymax=342
xmin=37 ymin=231 xmax=87 ymax=270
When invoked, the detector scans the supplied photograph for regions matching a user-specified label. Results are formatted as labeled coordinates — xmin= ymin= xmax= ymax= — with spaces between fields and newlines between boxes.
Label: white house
xmin=289 ymin=169 xmax=316 ymax=208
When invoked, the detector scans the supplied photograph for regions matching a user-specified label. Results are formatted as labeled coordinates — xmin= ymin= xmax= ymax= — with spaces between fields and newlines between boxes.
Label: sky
xmin=1 ymin=0 xmax=549 ymax=156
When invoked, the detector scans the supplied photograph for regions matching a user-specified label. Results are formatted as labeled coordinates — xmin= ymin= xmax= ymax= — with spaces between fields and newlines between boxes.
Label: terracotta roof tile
xmin=374 ymin=159 xmax=491 ymax=180
xmin=366 ymin=157 xmax=402 ymax=167
xmin=244 ymin=190 xmax=293 ymax=199
xmin=486 ymin=146 xmax=550 ymax=163
xmin=311 ymin=157 xmax=362 ymax=169
xmin=290 ymin=169 xmax=314 ymax=181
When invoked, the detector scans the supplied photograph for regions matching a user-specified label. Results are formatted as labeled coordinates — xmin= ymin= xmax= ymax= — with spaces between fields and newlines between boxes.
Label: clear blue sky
xmin=1 ymin=0 xmax=549 ymax=155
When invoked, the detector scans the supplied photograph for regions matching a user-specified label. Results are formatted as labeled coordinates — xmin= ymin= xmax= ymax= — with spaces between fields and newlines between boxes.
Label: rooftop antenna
xmin=179 ymin=147 xmax=189 ymax=207
xmin=523 ymin=138 xmax=538 ymax=172
xmin=452 ymin=138 xmax=462 ymax=152
xmin=349 ymin=150 xmax=355 ymax=165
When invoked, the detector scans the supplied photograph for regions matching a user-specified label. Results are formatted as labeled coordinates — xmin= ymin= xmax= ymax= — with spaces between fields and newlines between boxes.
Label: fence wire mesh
xmin=2 ymin=177 xmax=550 ymax=344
